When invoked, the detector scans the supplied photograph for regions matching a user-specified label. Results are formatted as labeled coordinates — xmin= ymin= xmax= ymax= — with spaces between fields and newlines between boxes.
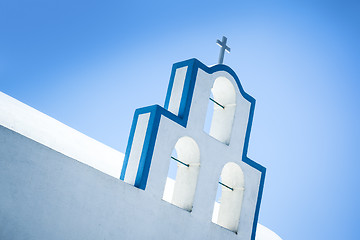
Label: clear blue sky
xmin=1 ymin=1 xmax=359 ymax=239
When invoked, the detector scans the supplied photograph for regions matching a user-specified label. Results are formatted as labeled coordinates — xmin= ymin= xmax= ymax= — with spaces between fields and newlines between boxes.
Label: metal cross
xmin=216 ymin=36 xmax=231 ymax=64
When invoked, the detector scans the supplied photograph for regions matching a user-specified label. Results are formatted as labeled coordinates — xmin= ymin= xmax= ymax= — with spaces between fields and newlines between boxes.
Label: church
xmin=0 ymin=37 xmax=281 ymax=240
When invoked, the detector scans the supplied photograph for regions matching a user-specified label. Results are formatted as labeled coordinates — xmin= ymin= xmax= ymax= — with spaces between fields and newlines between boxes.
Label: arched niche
xmin=212 ymin=162 xmax=245 ymax=233
xmin=162 ymin=136 xmax=200 ymax=211
xmin=204 ymin=77 xmax=236 ymax=145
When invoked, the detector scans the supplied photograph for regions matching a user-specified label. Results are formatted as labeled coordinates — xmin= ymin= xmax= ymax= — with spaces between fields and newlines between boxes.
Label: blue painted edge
xmin=120 ymin=108 xmax=140 ymax=180
xmin=134 ymin=106 xmax=157 ymax=189
xmin=121 ymin=59 xmax=198 ymax=184
xmin=245 ymin=157 xmax=266 ymax=240
xmin=121 ymin=58 xmax=266 ymax=239
xmin=164 ymin=58 xmax=198 ymax=121
xmin=122 ymin=105 xmax=183 ymax=189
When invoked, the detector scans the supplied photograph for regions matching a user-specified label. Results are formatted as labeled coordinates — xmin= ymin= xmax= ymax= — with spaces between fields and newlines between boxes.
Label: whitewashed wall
xmin=0 ymin=59 xmax=281 ymax=240
xmin=122 ymin=66 xmax=263 ymax=239
xmin=0 ymin=92 xmax=123 ymax=178
xmin=0 ymin=125 xmax=280 ymax=240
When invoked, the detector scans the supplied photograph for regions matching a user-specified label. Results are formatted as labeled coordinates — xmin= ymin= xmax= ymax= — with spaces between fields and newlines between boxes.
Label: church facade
xmin=0 ymin=58 xmax=280 ymax=240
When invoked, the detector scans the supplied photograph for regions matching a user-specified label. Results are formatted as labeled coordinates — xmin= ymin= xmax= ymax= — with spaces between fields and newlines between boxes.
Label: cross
xmin=216 ymin=36 xmax=231 ymax=64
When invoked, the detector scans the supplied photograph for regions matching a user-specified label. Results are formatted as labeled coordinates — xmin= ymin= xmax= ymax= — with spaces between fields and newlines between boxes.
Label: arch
xmin=212 ymin=162 xmax=245 ymax=233
xmin=204 ymin=76 xmax=236 ymax=145
xmin=162 ymin=136 xmax=200 ymax=211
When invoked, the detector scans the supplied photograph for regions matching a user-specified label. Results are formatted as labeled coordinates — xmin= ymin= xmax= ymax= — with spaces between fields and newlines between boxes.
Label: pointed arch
xmin=212 ymin=162 xmax=245 ymax=232
xmin=204 ymin=76 xmax=236 ymax=145
xmin=162 ymin=136 xmax=200 ymax=211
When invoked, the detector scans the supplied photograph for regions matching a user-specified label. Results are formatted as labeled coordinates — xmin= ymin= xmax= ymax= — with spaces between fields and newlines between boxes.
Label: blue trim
xmin=134 ymin=105 xmax=160 ymax=189
xmin=120 ymin=109 xmax=141 ymax=180
xmin=121 ymin=104 xmax=183 ymax=189
xmin=121 ymin=58 xmax=266 ymax=239
xmin=164 ymin=58 xmax=198 ymax=121
xmin=246 ymin=158 xmax=266 ymax=240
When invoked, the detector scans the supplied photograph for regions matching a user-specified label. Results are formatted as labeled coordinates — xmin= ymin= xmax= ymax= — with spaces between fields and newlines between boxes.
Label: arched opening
xmin=212 ymin=162 xmax=245 ymax=233
xmin=162 ymin=137 xmax=200 ymax=211
xmin=203 ymin=77 xmax=236 ymax=145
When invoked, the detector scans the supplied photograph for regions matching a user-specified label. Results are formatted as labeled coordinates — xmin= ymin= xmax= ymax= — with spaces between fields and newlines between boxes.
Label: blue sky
xmin=1 ymin=1 xmax=359 ymax=239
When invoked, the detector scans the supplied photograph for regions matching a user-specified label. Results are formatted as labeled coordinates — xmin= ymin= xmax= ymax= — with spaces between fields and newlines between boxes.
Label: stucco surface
xmin=0 ymin=91 xmax=123 ymax=178
xmin=0 ymin=125 xmax=279 ymax=240
xmin=121 ymin=62 xmax=264 ymax=239
xmin=0 ymin=59 xmax=281 ymax=239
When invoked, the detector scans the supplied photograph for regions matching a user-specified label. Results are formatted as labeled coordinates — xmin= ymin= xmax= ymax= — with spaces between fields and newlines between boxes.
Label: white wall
xmin=0 ymin=65 xmax=281 ymax=239
xmin=0 ymin=126 xmax=280 ymax=240
xmin=0 ymin=91 xmax=123 ymax=178
xmin=123 ymin=67 xmax=263 ymax=239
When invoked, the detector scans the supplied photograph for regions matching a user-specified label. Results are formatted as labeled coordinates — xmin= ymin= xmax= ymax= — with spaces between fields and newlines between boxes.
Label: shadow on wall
xmin=204 ymin=76 xmax=236 ymax=145
xmin=163 ymin=136 xmax=200 ymax=211
xmin=212 ymin=162 xmax=245 ymax=233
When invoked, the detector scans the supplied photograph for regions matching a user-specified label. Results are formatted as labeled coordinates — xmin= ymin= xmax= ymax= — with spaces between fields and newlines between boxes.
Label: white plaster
xmin=168 ymin=66 xmax=187 ymax=115
xmin=212 ymin=201 xmax=220 ymax=223
xmin=214 ymin=162 xmax=245 ymax=232
xmin=124 ymin=112 xmax=150 ymax=185
xmin=214 ymin=203 xmax=283 ymax=240
xmin=163 ymin=177 xmax=175 ymax=202
xmin=0 ymin=61 xmax=282 ymax=240
xmin=0 ymin=127 xmax=280 ymax=240
xmin=128 ymin=67 xmax=263 ymax=239
xmin=209 ymin=76 xmax=237 ymax=145
xmin=0 ymin=91 xmax=123 ymax=178
xmin=166 ymin=136 xmax=200 ymax=211
xmin=256 ymin=224 xmax=283 ymax=240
